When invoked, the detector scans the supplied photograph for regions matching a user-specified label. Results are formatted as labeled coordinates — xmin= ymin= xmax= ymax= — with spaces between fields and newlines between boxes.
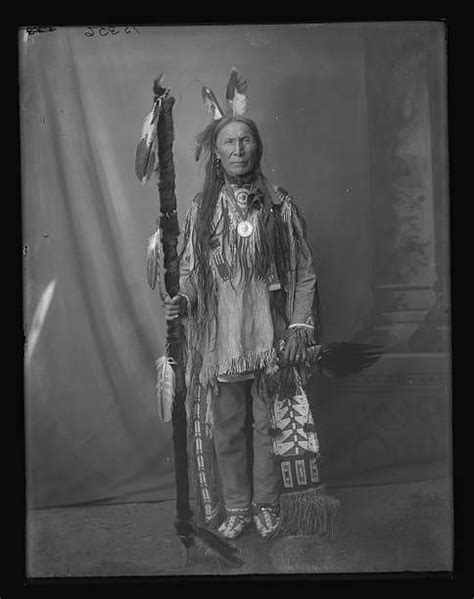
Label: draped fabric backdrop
xmin=21 ymin=23 xmax=449 ymax=508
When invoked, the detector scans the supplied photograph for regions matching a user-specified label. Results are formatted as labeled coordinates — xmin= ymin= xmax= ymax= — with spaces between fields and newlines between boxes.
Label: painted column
xmin=356 ymin=25 xmax=449 ymax=352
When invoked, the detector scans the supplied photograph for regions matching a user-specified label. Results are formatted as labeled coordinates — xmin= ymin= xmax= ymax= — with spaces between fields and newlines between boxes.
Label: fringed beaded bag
xmin=269 ymin=367 xmax=340 ymax=537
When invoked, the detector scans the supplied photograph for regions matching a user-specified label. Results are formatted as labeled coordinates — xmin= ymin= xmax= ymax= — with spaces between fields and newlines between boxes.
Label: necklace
xmin=224 ymin=183 xmax=255 ymax=238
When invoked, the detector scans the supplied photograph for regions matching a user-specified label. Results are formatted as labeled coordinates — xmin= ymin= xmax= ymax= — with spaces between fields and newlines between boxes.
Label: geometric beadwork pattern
xmin=271 ymin=378 xmax=319 ymax=456
xmin=192 ymin=384 xmax=219 ymax=525
xmin=280 ymin=455 xmax=320 ymax=490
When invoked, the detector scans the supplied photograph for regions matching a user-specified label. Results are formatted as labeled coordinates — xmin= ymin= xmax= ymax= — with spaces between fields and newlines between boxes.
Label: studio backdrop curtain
xmin=22 ymin=24 xmax=389 ymax=508
xmin=22 ymin=28 xmax=179 ymax=508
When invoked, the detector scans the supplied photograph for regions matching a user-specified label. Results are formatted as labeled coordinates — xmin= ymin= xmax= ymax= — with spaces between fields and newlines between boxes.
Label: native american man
xmin=164 ymin=91 xmax=322 ymax=540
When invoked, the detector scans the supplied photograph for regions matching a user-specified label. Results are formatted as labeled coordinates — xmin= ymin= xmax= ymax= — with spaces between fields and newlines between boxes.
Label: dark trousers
xmin=213 ymin=379 xmax=280 ymax=514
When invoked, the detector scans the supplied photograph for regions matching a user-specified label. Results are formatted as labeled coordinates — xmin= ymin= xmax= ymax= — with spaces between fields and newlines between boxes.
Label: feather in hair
xmin=201 ymin=86 xmax=224 ymax=121
xmin=156 ymin=356 xmax=176 ymax=422
xmin=225 ymin=67 xmax=248 ymax=116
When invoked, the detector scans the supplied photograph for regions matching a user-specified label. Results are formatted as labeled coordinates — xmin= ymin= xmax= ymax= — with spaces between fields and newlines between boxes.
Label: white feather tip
xmin=226 ymin=68 xmax=248 ymax=116
xmin=155 ymin=356 xmax=176 ymax=422
xmin=146 ymin=229 xmax=161 ymax=290
xmin=141 ymin=108 xmax=158 ymax=143
xmin=202 ymin=87 xmax=224 ymax=120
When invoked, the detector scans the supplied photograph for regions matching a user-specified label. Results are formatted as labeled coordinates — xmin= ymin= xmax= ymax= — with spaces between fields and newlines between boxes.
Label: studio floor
xmin=27 ymin=474 xmax=452 ymax=578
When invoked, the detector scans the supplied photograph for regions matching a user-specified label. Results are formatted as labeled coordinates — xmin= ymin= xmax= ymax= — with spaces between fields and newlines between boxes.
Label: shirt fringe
xmin=200 ymin=347 xmax=277 ymax=387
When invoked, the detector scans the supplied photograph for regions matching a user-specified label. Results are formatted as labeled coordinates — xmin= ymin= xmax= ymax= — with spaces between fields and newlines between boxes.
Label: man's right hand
xmin=163 ymin=294 xmax=187 ymax=320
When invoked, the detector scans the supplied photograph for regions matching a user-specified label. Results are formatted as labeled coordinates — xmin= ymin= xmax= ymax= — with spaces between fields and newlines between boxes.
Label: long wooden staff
xmin=136 ymin=76 xmax=243 ymax=567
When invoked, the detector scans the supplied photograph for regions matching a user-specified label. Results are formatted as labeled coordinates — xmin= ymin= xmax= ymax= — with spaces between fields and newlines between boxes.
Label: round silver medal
xmin=236 ymin=190 xmax=248 ymax=204
xmin=237 ymin=220 xmax=254 ymax=237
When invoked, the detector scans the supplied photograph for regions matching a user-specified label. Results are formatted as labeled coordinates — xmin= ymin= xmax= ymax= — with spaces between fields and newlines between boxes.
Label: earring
xmin=214 ymin=155 xmax=221 ymax=170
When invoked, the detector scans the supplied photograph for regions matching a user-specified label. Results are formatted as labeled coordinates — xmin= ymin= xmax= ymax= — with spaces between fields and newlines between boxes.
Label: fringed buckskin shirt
xmin=179 ymin=179 xmax=318 ymax=388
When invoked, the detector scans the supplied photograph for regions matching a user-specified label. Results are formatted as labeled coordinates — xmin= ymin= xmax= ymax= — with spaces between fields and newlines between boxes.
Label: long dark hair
xmin=188 ymin=115 xmax=264 ymax=346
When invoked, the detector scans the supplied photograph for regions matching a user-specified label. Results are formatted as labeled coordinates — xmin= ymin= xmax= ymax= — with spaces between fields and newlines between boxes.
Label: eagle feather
xmin=156 ymin=356 xmax=176 ymax=422
xmin=135 ymin=74 xmax=167 ymax=184
xmin=225 ymin=67 xmax=248 ymax=116
xmin=135 ymin=104 xmax=159 ymax=184
xmin=146 ymin=228 xmax=162 ymax=293
xmin=201 ymin=86 xmax=224 ymax=121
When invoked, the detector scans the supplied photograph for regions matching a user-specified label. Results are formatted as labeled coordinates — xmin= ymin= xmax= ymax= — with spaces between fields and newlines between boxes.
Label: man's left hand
xmin=280 ymin=331 xmax=308 ymax=367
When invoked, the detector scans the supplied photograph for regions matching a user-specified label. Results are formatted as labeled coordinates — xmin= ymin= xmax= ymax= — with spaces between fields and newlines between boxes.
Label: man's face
xmin=214 ymin=121 xmax=258 ymax=177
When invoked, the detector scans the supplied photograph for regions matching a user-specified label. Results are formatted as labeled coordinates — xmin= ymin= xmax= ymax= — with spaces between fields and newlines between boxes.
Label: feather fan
xmin=201 ymin=86 xmax=224 ymax=121
xmin=275 ymin=342 xmax=383 ymax=398
xmin=225 ymin=67 xmax=248 ymax=116
xmin=308 ymin=342 xmax=384 ymax=378
xmin=156 ymin=356 xmax=176 ymax=422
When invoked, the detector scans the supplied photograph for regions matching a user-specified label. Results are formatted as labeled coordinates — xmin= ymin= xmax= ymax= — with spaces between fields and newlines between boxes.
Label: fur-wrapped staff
xmin=135 ymin=76 xmax=244 ymax=568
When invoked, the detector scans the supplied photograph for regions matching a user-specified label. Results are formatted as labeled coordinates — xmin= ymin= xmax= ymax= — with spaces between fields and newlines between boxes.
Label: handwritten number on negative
xmin=84 ymin=25 xmax=139 ymax=37
xmin=25 ymin=25 xmax=139 ymax=37
xmin=25 ymin=26 xmax=57 ymax=35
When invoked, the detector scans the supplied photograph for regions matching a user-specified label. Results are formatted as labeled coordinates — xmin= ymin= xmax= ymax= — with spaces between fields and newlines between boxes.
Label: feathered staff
xmin=135 ymin=76 xmax=243 ymax=568
xmin=135 ymin=75 xmax=165 ymax=185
